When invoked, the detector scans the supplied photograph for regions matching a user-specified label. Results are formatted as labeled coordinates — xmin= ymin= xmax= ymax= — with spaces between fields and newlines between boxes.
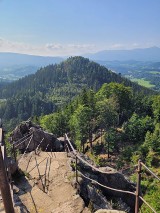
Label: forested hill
xmin=0 ymin=56 xmax=155 ymax=99
xmin=0 ymin=56 xmax=157 ymax=130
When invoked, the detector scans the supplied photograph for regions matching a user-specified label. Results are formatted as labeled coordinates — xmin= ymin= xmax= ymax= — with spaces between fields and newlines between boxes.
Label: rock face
xmin=98 ymin=171 xmax=136 ymax=211
xmin=10 ymin=121 xmax=63 ymax=153
xmin=95 ymin=210 xmax=125 ymax=213
xmin=7 ymin=157 xmax=18 ymax=175
xmin=70 ymin=153 xmax=138 ymax=213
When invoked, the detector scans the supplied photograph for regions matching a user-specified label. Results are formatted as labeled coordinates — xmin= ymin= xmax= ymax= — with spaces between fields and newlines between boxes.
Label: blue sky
xmin=0 ymin=0 xmax=160 ymax=56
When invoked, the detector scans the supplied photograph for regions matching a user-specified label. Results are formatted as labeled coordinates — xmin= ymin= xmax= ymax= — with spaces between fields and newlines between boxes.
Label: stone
xmin=95 ymin=210 xmax=125 ymax=213
xmin=72 ymin=152 xmax=138 ymax=212
xmin=87 ymin=184 xmax=112 ymax=211
xmin=13 ymin=185 xmax=20 ymax=193
xmin=10 ymin=121 xmax=63 ymax=153
xmin=7 ymin=157 xmax=18 ymax=175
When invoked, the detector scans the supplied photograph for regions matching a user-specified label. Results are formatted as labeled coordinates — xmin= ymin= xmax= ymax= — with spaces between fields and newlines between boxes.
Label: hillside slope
xmin=0 ymin=57 xmax=156 ymax=130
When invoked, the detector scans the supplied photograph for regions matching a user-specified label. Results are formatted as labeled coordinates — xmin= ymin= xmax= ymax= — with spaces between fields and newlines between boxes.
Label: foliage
xmin=96 ymin=98 xmax=118 ymax=129
xmin=96 ymin=82 xmax=133 ymax=124
xmin=40 ymin=111 xmax=68 ymax=137
xmin=0 ymin=56 xmax=156 ymax=131
xmin=123 ymin=113 xmax=154 ymax=144
xmin=104 ymin=128 xmax=118 ymax=154
xmin=152 ymin=95 xmax=160 ymax=123
xmin=140 ymin=178 xmax=160 ymax=212
xmin=70 ymin=104 xmax=93 ymax=149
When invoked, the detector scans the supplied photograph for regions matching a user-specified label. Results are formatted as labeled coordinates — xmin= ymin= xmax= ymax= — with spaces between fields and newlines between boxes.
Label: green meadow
xmin=131 ymin=78 xmax=155 ymax=88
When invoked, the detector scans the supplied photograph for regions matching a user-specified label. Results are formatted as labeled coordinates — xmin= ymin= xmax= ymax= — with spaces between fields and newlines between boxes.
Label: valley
xmin=96 ymin=61 xmax=160 ymax=91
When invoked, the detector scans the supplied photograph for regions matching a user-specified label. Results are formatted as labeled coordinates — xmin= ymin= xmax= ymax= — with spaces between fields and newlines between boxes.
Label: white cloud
xmin=0 ymin=37 xmax=96 ymax=56
xmin=132 ymin=43 xmax=139 ymax=47
xmin=0 ymin=37 xmax=156 ymax=56
xmin=108 ymin=42 xmax=154 ymax=50
xmin=67 ymin=44 xmax=95 ymax=50
xmin=110 ymin=43 xmax=125 ymax=49
xmin=45 ymin=43 xmax=63 ymax=50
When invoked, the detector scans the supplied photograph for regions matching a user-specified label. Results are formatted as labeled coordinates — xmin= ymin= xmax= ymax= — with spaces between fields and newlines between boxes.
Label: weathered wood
xmin=0 ymin=145 xmax=15 ymax=213
xmin=0 ymin=128 xmax=2 ymax=144
xmin=135 ymin=160 xmax=142 ymax=213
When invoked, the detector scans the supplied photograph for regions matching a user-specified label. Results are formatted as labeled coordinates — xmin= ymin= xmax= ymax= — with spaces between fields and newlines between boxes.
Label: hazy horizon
xmin=0 ymin=0 xmax=160 ymax=56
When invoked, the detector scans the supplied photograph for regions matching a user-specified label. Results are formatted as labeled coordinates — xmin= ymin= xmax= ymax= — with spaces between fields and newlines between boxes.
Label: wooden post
xmin=75 ymin=156 xmax=78 ymax=183
xmin=135 ymin=159 xmax=142 ymax=213
xmin=0 ymin=145 xmax=15 ymax=213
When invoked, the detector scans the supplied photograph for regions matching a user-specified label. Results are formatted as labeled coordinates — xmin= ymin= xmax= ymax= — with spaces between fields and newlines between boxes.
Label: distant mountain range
xmin=85 ymin=46 xmax=160 ymax=61
xmin=0 ymin=47 xmax=160 ymax=82
xmin=0 ymin=52 xmax=63 ymax=67
xmin=0 ymin=52 xmax=63 ymax=81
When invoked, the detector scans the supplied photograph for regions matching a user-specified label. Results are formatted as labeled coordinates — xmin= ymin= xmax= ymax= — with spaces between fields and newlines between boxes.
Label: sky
xmin=0 ymin=0 xmax=160 ymax=56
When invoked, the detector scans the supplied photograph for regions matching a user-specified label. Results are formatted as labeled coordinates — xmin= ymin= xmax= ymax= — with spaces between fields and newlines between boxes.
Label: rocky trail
xmin=14 ymin=151 xmax=90 ymax=213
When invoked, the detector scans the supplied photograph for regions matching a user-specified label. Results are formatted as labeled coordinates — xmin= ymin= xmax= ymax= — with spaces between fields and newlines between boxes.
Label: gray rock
xmin=87 ymin=184 xmax=112 ymax=211
xmin=7 ymin=157 xmax=18 ymax=175
xmin=10 ymin=121 xmax=63 ymax=153
xmin=71 ymin=153 xmax=138 ymax=212
xmin=95 ymin=210 xmax=125 ymax=213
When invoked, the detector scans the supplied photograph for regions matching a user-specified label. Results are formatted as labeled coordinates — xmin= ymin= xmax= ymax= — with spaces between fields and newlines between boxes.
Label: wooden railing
xmin=65 ymin=134 xmax=160 ymax=213
xmin=0 ymin=128 xmax=15 ymax=213
xmin=0 ymin=127 xmax=159 ymax=213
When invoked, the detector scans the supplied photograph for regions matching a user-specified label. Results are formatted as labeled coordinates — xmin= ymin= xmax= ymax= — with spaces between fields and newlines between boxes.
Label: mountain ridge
xmin=0 ymin=52 xmax=63 ymax=67
xmin=84 ymin=46 xmax=160 ymax=61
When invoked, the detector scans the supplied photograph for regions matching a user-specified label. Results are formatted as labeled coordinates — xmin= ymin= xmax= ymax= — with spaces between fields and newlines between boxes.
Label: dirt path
xmin=16 ymin=151 xmax=89 ymax=213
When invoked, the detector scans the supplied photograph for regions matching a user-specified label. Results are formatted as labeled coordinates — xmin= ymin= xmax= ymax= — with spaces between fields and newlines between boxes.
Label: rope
xmin=25 ymin=152 xmax=34 ymax=171
xmin=65 ymin=134 xmax=116 ymax=174
xmin=65 ymin=133 xmax=159 ymax=213
xmin=26 ymin=141 xmax=50 ymax=171
xmin=79 ymin=171 xmax=136 ymax=196
xmin=65 ymin=134 xmax=77 ymax=155
xmin=28 ymin=157 xmax=47 ymax=173
xmin=34 ymin=156 xmax=45 ymax=191
xmin=140 ymin=162 xmax=160 ymax=181
xmin=35 ymin=138 xmax=44 ymax=153
xmin=13 ymin=133 xmax=32 ymax=145
xmin=14 ymin=134 xmax=32 ymax=148
xmin=45 ymin=144 xmax=50 ymax=152
xmin=139 ymin=196 xmax=157 ymax=213
xmin=44 ymin=143 xmax=52 ymax=157
xmin=18 ymin=135 xmax=33 ymax=163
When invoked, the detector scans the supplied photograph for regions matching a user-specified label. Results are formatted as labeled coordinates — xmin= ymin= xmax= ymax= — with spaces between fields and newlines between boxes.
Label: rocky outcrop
xmin=10 ymin=121 xmax=63 ymax=153
xmin=7 ymin=157 xmax=18 ymax=175
xmin=98 ymin=170 xmax=135 ymax=211
xmin=95 ymin=210 xmax=125 ymax=213
xmin=70 ymin=153 xmax=138 ymax=213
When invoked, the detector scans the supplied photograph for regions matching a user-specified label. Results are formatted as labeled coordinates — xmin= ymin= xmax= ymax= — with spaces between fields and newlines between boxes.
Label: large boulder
xmin=10 ymin=121 xmax=63 ymax=153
